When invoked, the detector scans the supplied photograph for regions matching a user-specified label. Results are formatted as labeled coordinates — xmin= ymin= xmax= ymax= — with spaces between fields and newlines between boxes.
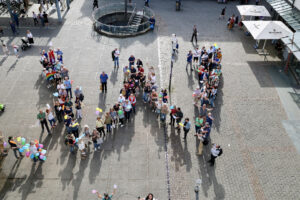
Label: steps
xmin=128 ymin=11 xmax=143 ymax=32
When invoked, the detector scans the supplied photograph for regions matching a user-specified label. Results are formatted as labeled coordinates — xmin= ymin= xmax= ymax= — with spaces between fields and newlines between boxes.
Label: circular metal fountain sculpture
xmin=92 ymin=3 xmax=155 ymax=37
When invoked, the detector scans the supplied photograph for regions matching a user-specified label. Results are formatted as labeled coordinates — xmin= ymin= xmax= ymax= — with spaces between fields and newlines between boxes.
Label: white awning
xmin=243 ymin=21 xmax=293 ymax=40
xmin=237 ymin=5 xmax=271 ymax=17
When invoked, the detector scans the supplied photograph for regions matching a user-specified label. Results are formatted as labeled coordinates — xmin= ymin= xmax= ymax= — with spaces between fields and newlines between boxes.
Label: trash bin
xmin=176 ymin=0 xmax=181 ymax=11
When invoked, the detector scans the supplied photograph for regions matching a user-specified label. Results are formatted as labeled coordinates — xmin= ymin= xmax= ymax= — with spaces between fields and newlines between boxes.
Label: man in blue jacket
xmin=100 ymin=71 xmax=109 ymax=92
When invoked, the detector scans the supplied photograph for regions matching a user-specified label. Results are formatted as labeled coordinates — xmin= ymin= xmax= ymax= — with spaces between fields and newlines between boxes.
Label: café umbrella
xmin=243 ymin=20 xmax=293 ymax=51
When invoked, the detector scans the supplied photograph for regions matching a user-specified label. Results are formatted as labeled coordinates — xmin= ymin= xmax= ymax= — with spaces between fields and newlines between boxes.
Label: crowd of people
xmin=186 ymin=36 xmax=224 ymax=165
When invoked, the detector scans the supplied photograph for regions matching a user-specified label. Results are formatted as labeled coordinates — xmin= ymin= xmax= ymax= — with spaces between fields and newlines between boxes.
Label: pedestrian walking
xmin=186 ymin=50 xmax=193 ymax=71
xmin=219 ymin=7 xmax=226 ymax=19
xmin=208 ymin=144 xmax=223 ymax=166
xmin=145 ymin=0 xmax=149 ymax=7
xmin=37 ymin=110 xmax=51 ymax=134
xmin=8 ymin=136 xmax=23 ymax=159
xmin=100 ymin=71 xmax=108 ymax=92
xmin=93 ymin=0 xmax=98 ymax=10
xmin=27 ymin=30 xmax=34 ymax=44
xmin=9 ymin=21 xmax=17 ymax=35
xmin=33 ymin=11 xmax=39 ymax=26
xmin=43 ymin=11 xmax=49 ymax=27
xmin=183 ymin=118 xmax=191 ymax=139
xmin=113 ymin=48 xmax=120 ymax=68
xmin=191 ymin=25 xmax=198 ymax=43
xmin=12 ymin=11 xmax=19 ymax=27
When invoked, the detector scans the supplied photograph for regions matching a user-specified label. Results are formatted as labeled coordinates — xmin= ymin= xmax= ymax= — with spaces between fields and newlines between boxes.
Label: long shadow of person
xmin=19 ymin=161 xmax=44 ymax=200
xmin=72 ymin=158 xmax=89 ymax=200
xmin=110 ymin=67 xmax=118 ymax=86
xmin=0 ymin=159 xmax=26 ymax=199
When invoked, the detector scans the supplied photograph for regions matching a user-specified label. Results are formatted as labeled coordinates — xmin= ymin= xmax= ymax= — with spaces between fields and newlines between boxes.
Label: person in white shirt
xmin=208 ymin=144 xmax=222 ymax=166
xmin=118 ymin=94 xmax=125 ymax=104
xmin=27 ymin=30 xmax=34 ymax=44
xmin=114 ymin=48 xmax=120 ymax=68
xmin=171 ymin=33 xmax=178 ymax=54
xmin=193 ymin=47 xmax=200 ymax=67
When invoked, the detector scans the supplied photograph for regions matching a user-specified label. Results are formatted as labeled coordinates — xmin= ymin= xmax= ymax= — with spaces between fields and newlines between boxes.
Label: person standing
xmin=100 ymin=71 xmax=108 ymax=92
xmin=171 ymin=33 xmax=178 ymax=54
xmin=67 ymin=134 xmax=76 ymax=153
xmin=26 ymin=30 xmax=34 ymax=44
xmin=208 ymin=144 xmax=222 ymax=166
xmin=1 ymin=40 xmax=9 ymax=56
xmin=12 ymin=44 xmax=19 ymax=58
xmin=183 ymin=118 xmax=191 ymax=139
xmin=93 ymin=0 xmax=98 ymax=10
xmin=128 ymin=55 xmax=135 ymax=68
xmin=193 ymin=47 xmax=200 ymax=68
xmin=33 ymin=11 xmax=39 ymax=26
xmin=123 ymin=100 xmax=132 ymax=122
xmin=39 ymin=12 xmax=44 ymax=27
xmin=175 ymin=107 xmax=183 ymax=130
xmin=64 ymin=77 xmax=73 ymax=98
xmin=145 ymin=0 xmax=149 ymax=7
xmin=104 ymin=112 xmax=112 ymax=133
xmin=96 ymin=116 xmax=105 ymax=137
xmin=128 ymin=93 xmax=136 ymax=114
xmin=219 ymin=7 xmax=226 ymax=19
xmin=37 ymin=110 xmax=51 ymax=134
xmin=186 ymin=50 xmax=193 ymax=71
xmin=75 ymin=97 xmax=82 ymax=119
xmin=190 ymin=25 xmax=197 ymax=43
xmin=8 ymin=136 xmax=23 ymax=159
xmin=54 ymin=101 xmax=63 ymax=123
xmin=123 ymin=66 xmax=130 ymax=82
xmin=46 ymin=108 xmax=56 ymax=128
xmin=113 ymin=48 xmax=120 ymax=68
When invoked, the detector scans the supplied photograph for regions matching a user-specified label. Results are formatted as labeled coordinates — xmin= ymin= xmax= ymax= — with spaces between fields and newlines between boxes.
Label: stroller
xmin=21 ymin=37 xmax=31 ymax=51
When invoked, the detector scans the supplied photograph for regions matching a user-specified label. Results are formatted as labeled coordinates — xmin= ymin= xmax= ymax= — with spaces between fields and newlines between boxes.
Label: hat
xmin=205 ymin=122 xmax=210 ymax=126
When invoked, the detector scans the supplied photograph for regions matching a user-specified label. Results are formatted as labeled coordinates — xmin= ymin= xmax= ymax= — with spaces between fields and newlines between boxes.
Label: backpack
xmin=111 ymin=50 xmax=115 ymax=61
xmin=218 ymin=148 xmax=223 ymax=156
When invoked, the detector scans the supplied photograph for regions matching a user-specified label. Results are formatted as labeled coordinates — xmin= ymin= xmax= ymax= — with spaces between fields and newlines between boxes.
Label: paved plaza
xmin=0 ymin=0 xmax=300 ymax=199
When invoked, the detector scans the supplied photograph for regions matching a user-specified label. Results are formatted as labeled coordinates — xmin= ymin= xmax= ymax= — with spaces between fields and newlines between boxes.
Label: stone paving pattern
xmin=0 ymin=0 xmax=299 ymax=200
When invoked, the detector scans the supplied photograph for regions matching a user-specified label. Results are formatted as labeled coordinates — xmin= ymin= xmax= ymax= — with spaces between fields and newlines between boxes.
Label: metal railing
xmin=92 ymin=3 xmax=155 ymax=36
xmin=127 ymin=6 xmax=137 ymax=25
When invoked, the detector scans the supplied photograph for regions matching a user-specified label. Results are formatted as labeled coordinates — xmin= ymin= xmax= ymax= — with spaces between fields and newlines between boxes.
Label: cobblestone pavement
xmin=0 ymin=0 xmax=299 ymax=200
